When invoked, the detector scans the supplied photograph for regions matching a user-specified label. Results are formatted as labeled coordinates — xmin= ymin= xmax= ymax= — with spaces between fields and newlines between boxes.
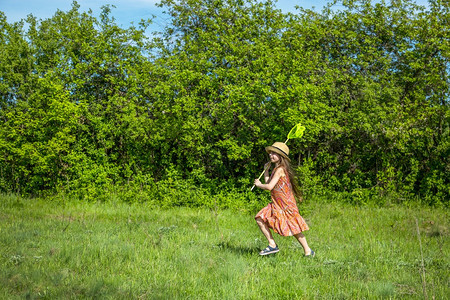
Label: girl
xmin=253 ymin=142 xmax=314 ymax=257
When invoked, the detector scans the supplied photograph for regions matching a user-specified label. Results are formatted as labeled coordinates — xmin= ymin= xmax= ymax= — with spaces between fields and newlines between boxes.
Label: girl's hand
xmin=264 ymin=162 xmax=271 ymax=171
xmin=254 ymin=179 xmax=262 ymax=187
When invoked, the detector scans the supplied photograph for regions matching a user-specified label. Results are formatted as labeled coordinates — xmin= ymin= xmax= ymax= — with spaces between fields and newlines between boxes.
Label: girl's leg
xmin=294 ymin=232 xmax=312 ymax=255
xmin=255 ymin=217 xmax=277 ymax=248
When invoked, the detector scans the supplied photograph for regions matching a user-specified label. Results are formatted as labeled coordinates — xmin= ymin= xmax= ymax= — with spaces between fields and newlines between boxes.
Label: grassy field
xmin=0 ymin=194 xmax=448 ymax=299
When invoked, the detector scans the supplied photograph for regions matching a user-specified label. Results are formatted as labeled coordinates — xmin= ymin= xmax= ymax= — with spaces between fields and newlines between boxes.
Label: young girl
xmin=253 ymin=142 xmax=314 ymax=257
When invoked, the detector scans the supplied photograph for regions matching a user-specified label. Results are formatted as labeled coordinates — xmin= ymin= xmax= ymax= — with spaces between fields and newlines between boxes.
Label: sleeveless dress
xmin=255 ymin=168 xmax=309 ymax=236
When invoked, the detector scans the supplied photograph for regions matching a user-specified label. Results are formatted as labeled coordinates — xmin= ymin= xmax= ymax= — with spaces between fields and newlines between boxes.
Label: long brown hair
xmin=276 ymin=156 xmax=303 ymax=202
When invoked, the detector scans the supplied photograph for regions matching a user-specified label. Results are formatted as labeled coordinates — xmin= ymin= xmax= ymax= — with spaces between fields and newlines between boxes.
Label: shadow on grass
xmin=217 ymin=241 xmax=260 ymax=256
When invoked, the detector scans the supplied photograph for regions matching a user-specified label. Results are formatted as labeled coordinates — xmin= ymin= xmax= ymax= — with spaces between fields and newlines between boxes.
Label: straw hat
xmin=265 ymin=142 xmax=290 ymax=161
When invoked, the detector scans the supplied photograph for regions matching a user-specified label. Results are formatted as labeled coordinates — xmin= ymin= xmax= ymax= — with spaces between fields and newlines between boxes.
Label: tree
xmin=0 ymin=0 xmax=448 ymax=205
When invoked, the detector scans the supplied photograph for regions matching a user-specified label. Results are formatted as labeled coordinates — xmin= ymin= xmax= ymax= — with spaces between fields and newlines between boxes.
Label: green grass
xmin=1 ymin=194 xmax=448 ymax=299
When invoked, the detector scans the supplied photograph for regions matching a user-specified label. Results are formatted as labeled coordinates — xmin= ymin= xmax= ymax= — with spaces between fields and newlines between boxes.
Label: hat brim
xmin=265 ymin=146 xmax=290 ymax=161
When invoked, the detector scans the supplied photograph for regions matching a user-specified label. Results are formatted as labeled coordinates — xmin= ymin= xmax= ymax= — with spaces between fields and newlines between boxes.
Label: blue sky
xmin=0 ymin=0 xmax=430 ymax=34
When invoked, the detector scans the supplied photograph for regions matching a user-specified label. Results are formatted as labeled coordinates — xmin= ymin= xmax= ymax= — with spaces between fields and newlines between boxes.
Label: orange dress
xmin=255 ymin=168 xmax=309 ymax=236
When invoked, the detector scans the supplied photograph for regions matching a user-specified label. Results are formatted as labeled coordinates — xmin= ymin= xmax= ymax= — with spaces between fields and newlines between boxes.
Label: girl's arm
xmin=254 ymin=167 xmax=285 ymax=191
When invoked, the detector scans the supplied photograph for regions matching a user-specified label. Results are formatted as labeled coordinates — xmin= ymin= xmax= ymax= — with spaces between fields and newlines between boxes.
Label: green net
xmin=285 ymin=123 xmax=305 ymax=143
